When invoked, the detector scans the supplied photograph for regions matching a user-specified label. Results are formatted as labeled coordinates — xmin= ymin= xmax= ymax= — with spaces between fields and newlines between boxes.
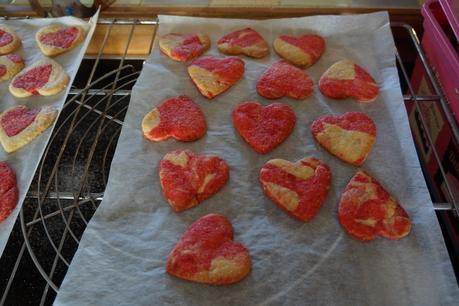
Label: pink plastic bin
xmin=422 ymin=0 xmax=459 ymax=124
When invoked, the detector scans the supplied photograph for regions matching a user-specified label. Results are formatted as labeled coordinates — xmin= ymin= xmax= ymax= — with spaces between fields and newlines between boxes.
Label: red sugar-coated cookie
xmin=256 ymin=60 xmax=313 ymax=100
xmin=0 ymin=29 xmax=13 ymax=48
xmin=166 ymin=213 xmax=251 ymax=285
xmin=0 ymin=54 xmax=24 ymax=82
xmin=159 ymin=149 xmax=229 ymax=212
xmin=188 ymin=56 xmax=245 ymax=99
xmin=0 ymin=161 xmax=18 ymax=223
xmin=1 ymin=107 xmax=39 ymax=137
xmin=218 ymin=28 xmax=269 ymax=58
xmin=0 ymin=105 xmax=58 ymax=153
xmin=142 ymin=95 xmax=207 ymax=142
xmin=159 ymin=33 xmax=210 ymax=62
xmin=40 ymin=27 xmax=79 ymax=48
xmin=311 ymin=112 xmax=376 ymax=166
xmin=0 ymin=26 xmax=21 ymax=55
xmin=232 ymin=101 xmax=296 ymax=154
xmin=36 ymin=25 xmax=85 ymax=57
xmin=319 ymin=59 xmax=379 ymax=102
xmin=259 ymin=157 xmax=331 ymax=222
xmin=273 ymin=34 xmax=325 ymax=68
xmin=339 ymin=171 xmax=411 ymax=241
xmin=9 ymin=57 xmax=69 ymax=98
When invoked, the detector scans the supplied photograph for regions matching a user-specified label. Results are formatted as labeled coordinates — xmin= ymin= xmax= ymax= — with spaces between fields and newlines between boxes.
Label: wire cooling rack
xmin=0 ymin=17 xmax=457 ymax=305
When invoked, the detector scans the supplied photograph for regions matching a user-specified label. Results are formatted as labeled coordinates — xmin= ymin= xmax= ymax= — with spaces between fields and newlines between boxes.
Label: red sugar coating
xmin=145 ymin=95 xmax=207 ymax=142
xmin=338 ymin=171 xmax=411 ymax=241
xmin=190 ymin=56 xmax=245 ymax=84
xmin=0 ymin=29 xmax=13 ymax=47
xmin=166 ymin=213 xmax=250 ymax=285
xmin=279 ymin=34 xmax=325 ymax=59
xmin=218 ymin=28 xmax=264 ymax=48
xmin=0 ymin=161 xmax=18 ymax=224
xmin=159 ymin=150 xmax=229 ymax=212
xmin=256 ymin=60 xmax=313 ymax=99
xmin=39 ymin=27 xmax=79 ymax=48
xmin=6 ymin=54 xmax=23 ymax=63
xmin=259 ymin=157 xmax=331 ymax=222
xmin=232 ymin=101 xmax=295 ymax=154
xmin=12 ymin=64 xmax=52 ymax=94
xmin=319 ymin=64 xmax=379 ymax=102
xmin=1 ymin=106 xmax=39 ymax=137
xmin=311 ymin=112 xmax=376 ymax=136
xmin=0 ymin=65 xmax=5 ymax=77
xmin=170 ymin=34 xmax=206 ymax=61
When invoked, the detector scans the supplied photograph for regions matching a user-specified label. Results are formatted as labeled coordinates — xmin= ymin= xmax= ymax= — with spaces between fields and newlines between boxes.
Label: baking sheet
xmin=0 ymin=12 xmax=99 ymax=257
xmin=56 ymin=13 xmax=458 ymax=305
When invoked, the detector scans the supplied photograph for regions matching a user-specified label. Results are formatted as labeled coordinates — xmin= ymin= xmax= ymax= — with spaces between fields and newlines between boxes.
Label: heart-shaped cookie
xmin=167 ymin=213 xmax=251 ymax=285
xmin=273 ymin=34 xmax=325 ymax=68
xmin=36 ymin=24 xmax=85 ymax=57
xmin=0 ymin=25 xmax=21 ymax=55
xmin=188 ymin=56 xmax=245 ymax=99
xmin=0 ymin=161 xmax=18 ymax=224
xmin=142 ymin=95 xmax=207 ymax=142
xmin=232 ymin=101 xmax=295 ymax=154
xmin=159 ymin=149 xmax=229 ymax=212
xmin=218 ymin=28 xmax=269 ymax=58
xmin=0 ymin=105 xmax=58 ymax=153
xmin=319 ymin=60 xmax=379 ymax=102
xmin=339 ymin=170 xmax=411 ymax=241
xmin=9 ymin=57 xmax=69 ymax=98
xmin=159 ymin=32 xmax=210 ymax=62
xmin=259 ymin=157 xmax=331 ymax=222
xmin=256 ymin=60 xmax=314 ymax=100
xmin=0 ymin=54 xmax=24 ymax=82
xmin=311 ymin=112 xmax=376 ymax=166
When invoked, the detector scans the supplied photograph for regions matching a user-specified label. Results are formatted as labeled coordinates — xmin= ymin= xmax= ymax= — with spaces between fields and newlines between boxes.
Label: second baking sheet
xmin=56 ymin=13 xmax=458 ymax=305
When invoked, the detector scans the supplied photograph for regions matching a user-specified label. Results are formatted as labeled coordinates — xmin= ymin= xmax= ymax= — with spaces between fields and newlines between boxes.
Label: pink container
xmin=422 ymin=0 xmax=459 ymax=124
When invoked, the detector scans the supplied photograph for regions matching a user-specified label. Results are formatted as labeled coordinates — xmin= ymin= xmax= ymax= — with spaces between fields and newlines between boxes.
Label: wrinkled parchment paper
xmin=0 ymin=12 xmax=99 ymax=257
xmin=56 ymin=13 xmax=459 ymax=305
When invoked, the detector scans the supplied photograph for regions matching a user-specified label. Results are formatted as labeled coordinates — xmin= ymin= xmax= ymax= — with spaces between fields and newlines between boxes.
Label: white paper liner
xmin=56 ymin=13 xmax=458 ymax=305
xmin=0 ymin=11 xmax=99 ymax=257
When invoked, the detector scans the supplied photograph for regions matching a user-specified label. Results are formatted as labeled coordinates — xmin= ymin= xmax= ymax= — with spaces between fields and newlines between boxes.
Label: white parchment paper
xmin=56 ymin=13 xmax=458 ymax=305
xmin=0 ymin=12 xmax=98 ymax=257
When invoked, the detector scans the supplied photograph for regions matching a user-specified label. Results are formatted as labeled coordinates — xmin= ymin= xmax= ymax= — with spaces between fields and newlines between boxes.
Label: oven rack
xmin=0 ymin=17 xmax=456 ymax=305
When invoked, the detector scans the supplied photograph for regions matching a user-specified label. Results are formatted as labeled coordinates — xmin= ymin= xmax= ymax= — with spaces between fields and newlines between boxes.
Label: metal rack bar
xmin=391 ymin=23 xmax=458 ymax=215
